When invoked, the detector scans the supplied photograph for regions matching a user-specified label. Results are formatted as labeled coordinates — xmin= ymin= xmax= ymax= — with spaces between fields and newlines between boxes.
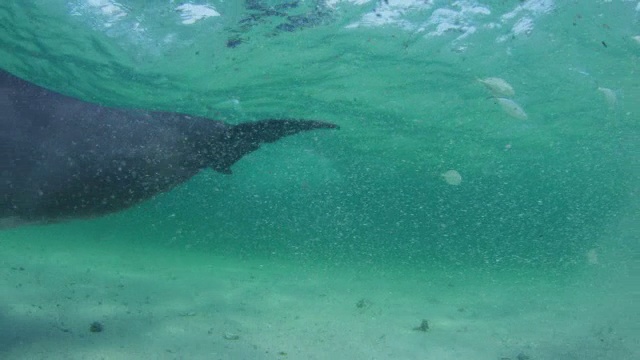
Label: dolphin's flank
xmin=0 ymin=69 xmax=338 ymax=226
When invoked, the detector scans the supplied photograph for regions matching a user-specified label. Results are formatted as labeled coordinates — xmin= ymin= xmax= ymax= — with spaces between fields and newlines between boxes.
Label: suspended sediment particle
xmin=441 ymin=170 xmax=462 ymax=186
xmin=597 ymin=87 xmax=617 ymax=108
xmin=495 ymin=98 xmax=528 ymax=120
xmin=478 ymin=77 xmax=515 ymax=97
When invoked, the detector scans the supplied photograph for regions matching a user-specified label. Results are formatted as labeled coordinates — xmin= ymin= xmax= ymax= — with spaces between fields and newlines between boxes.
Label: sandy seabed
xmin=0 ymin=225 xmax=637 ymax=360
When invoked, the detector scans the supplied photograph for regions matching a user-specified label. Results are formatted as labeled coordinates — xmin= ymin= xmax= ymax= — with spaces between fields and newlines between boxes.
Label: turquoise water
xmin=1 ymin=1 xmax=638 ymax=359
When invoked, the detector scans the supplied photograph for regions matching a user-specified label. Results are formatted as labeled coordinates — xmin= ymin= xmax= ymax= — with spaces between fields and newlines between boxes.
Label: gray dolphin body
xmin=0 ymin=69 xmax=337 ymax=226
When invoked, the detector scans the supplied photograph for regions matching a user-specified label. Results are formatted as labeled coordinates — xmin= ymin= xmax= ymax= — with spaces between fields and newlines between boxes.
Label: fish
xmin=478 ymin=77 xmax=515 ymax=97
xmin=495 ymin=97 xmax=528 ymax=120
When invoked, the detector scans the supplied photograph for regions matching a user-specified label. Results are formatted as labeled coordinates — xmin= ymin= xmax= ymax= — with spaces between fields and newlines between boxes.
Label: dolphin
xmin=0 ymin=68 xmax=338 ymax=227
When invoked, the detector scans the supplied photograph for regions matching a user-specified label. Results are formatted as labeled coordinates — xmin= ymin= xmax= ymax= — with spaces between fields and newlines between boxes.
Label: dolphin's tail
xmin=211 ymin=119 xmax=339 ymax=174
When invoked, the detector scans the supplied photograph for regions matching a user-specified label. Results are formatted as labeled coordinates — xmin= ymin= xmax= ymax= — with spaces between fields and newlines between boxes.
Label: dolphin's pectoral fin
xmin=211 ymin=119 xmax=338 ymax=174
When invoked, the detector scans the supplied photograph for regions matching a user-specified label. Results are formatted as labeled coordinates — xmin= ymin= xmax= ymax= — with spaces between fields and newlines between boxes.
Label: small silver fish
xmin=478 ymin=77 xmax=515 ymax=97
xmin=496 ymin=98 xmax=528 ymax=120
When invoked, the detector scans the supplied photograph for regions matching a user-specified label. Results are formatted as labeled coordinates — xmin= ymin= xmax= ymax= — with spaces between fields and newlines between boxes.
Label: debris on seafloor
xmin=412 ymin=319 xmax=430 ymax=332
xmin=223 ymin=332 xmax=240 ymax=340
xmin=356 ymin=298 xmax=372 ymax=311
xmin=89 ymin=321 xmax=103 ymax=333
xmin=500 ymin=352 xmax=531 ymax=360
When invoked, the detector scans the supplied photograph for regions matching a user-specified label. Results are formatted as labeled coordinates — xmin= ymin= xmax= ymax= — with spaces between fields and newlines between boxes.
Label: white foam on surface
xmin=345 ymin=0 xmax=434 ymax=30
xmin=70 ymin=0 xmax=128 ymax=28
xmin=70 ymin=1 xmax=221 ymax=31
xmin=344 ymin=0 xmax=554 ymax=45
xmin=501 ymin=0 xmax=554 ymax=21
xmin=326 ymin=0 xmax=373 ymax=8
xmin=65 ymin=0 xmax=560 ymax=53
xmin=175 ymin=3 xmax=220 ymax=25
